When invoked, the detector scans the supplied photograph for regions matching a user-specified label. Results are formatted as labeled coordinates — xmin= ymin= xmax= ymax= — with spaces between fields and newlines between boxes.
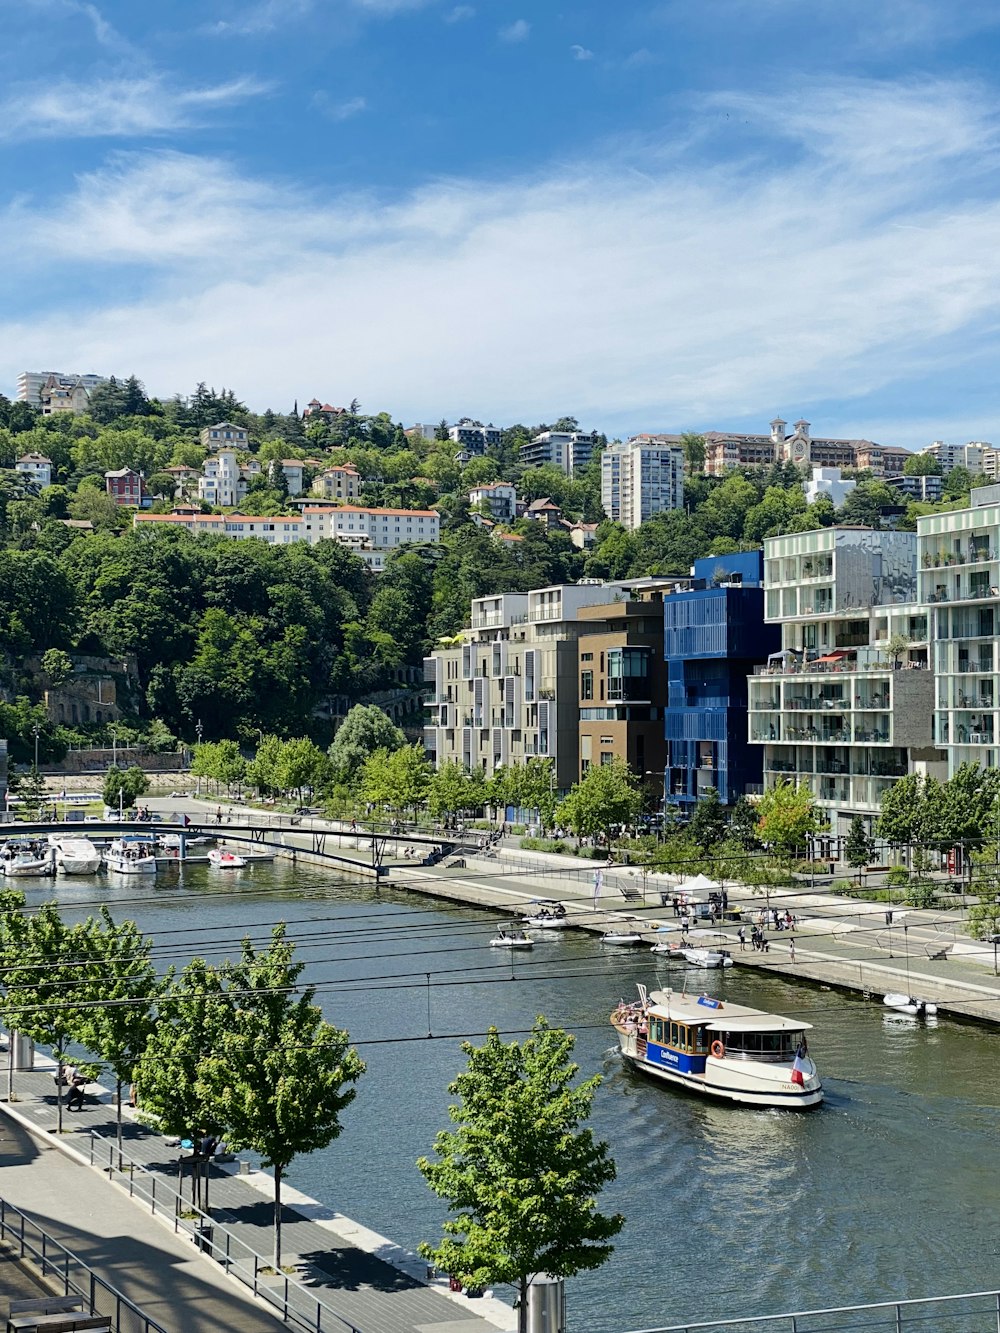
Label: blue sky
xmin=4 ymin=0 xmax=1000 ymax=446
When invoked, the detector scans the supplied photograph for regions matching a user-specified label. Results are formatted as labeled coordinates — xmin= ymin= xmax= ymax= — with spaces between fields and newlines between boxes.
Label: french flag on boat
xmin=790 ymin=1039 xmax=811 ymax=1087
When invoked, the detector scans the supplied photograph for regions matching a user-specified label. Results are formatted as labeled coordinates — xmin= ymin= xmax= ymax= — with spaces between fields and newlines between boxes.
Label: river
xmin=21 ymin=858 xmax=1000 ymax=1332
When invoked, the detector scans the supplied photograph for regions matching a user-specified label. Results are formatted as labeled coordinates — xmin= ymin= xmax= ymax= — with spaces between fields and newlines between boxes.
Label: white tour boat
xmin=490 ymin=925 xmax=534 ymax=949
xmin=105 ymin=835 xmax=158 ymax=875
xmin=883 ymin=992 xmax=938 ymax=1019
xmin=208 ymin=848 xmax=247 ymax=869
xmin=49 ymin=836 xmax=102 ymax=875
xmin=612 ymin=984 xmax=823 ymax=1109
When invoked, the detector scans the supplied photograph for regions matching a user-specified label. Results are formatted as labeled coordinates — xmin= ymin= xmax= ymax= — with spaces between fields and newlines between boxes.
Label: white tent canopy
xmin=678 ymin=873 xmax=720 ymax=895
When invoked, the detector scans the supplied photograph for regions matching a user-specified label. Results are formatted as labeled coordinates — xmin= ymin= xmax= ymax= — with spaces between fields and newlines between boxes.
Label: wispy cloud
xmin=444 ymin=4 xmax=474 ymax=21
xmin=0 ymin=75 xmax=268 ymax=140
xmin=570 ymin=44 xmax=593 ymax=61
xmin=6 ymin=79 xmax=1000 ymax=444
xmin=498 ymin=18 xmax=530 ymax=42
xmin=313 ymin=93 xmax=368 ymax=121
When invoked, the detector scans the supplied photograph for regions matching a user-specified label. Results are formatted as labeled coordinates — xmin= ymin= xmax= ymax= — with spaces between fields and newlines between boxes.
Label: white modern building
xmin=15 ymin=453 xmax=53 ymax=488
xmin=917 ymin=487 xmax=1000 ymax=775
xmin=748 ymin=527 xmax=944 ymax=834
xmin=469 ymin=482 xmax=517 ymax=521
xmin=519 ymin=431 xmax=595 ymax=475
xmin=918 ymin=440 xmax=992 ymax=475
xmin=601 ymin=438 xmax=684 ymax=529
xmin=448 ymin=420 xmax=501 ymax=454
xmin=17 ymin=371 xmax=108 ymax=406
xmin=803 ymin=466 xmax=856 ymax=509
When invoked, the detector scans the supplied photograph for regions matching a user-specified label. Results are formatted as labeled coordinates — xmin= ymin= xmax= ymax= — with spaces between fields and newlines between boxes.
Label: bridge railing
xmin=85 ymin=1129 xmax=366 ymax=1333
xmin=628 ymin=1288 xmax=1000 ymax=1333
xmin=0 ymin=1194 xmax=168 ymax=1333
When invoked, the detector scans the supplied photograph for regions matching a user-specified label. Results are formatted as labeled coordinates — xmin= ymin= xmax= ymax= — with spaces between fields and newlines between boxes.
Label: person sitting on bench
xmin=66 ymin=1071 xmax=88 ymax=1111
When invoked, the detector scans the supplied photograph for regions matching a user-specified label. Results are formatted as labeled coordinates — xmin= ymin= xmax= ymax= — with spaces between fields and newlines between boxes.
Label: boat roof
xmin=647 ymin=989 xmax=812 ymax=1033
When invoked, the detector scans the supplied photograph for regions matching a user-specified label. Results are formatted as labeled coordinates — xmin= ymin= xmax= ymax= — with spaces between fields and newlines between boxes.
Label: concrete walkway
xmin=0 ymin=1050 xmax=514 ymax=1333
xmin=0 ymin=1113 xmax=283 ymax=1333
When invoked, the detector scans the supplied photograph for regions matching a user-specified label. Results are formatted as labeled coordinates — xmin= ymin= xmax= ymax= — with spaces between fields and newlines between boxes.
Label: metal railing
xmin=0 ymin=1195 xmax=167 ymax=1333
xmin=85 ymin=1130 xmax=365 ymax=1333
xmin=627 ymin=1286 xmax=1000 ymax=1331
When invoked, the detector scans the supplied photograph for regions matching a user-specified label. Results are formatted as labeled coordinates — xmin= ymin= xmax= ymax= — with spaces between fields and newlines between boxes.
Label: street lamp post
xmin=32 ymin=723 xmax=40 ymax=774
xmin=118 ymin=786 xmax=124 ymax=821
xmin=195 ymin=719 xmax=204 ymax=797
xmin=110 ymin=723 xmax=117 ymax=771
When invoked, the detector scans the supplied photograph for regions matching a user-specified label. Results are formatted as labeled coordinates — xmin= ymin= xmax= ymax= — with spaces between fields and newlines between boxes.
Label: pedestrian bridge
xmin=5 ymin=818 xmax=458 ymax=878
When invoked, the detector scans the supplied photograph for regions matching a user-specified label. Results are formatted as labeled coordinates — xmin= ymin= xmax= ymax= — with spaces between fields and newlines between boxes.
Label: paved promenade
xmin=0 ymin=1051 xmax=514 ymax=1333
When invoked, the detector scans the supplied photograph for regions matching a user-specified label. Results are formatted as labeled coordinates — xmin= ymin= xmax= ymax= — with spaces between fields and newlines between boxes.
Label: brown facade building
xmin=576 ymin=596 xmax=667 ymax=783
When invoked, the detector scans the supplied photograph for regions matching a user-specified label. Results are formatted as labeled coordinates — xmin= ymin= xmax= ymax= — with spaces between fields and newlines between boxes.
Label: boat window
xmin=650 ymin=1018 xmax=664 ymax=1043
xmin=692 ymin=1027 xmax=709 ymax=1053
xmin=720 ymin=1029 xmax=802 ymax=1062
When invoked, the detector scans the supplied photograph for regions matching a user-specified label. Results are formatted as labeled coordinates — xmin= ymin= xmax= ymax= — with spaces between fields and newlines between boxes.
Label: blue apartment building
xmin=663 ymin=551 xmax=779 ymax=807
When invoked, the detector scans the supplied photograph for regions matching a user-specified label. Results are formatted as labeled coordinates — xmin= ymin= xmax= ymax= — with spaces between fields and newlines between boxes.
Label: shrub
xmin=886 ymin=866 xmax=910 ymax=887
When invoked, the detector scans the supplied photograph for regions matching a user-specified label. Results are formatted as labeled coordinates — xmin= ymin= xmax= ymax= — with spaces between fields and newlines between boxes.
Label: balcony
xmin=755 ymin=660 xmax=922 ymax=677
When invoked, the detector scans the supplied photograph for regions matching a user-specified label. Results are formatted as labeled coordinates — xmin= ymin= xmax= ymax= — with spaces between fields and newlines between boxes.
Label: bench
xmin=8 ymin=1303 xmax=83 ymax=1318
xmin=7 ymin=1316 xmax=111 ymax=1333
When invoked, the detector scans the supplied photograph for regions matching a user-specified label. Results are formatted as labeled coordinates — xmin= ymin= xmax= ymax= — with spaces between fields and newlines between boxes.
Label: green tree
xmin=844 ymin=816 xmax=874 ymax=882
xmin=679 ymin=431 xmax=706 ymax=473
xmin=77 ymin=908 xmax=158 ymax=1165
xmin=198 ymin=925 xmax=365 ymax=1271
xmin=755 ymin=779 xmax=823 ymax=858
xmin=418 ymin=1020 xmax=623 ymax=1333
xmin=689 ymin=786 xmax=727 ymax=850
xmin=134 ymin=958 xmax=228 ymax=1197
xmin=246 ymin=733 xmax=283 ymax=796
xmin=729 ymin=795 xmax=761 ymax=850
xmin=102 ymin=764 xmax=150 ymax=812
xmin=558 ymin=758 xmax=643 ymax=846
xmin=903 ymin=453 xmax=942 ymax=476
xmin=327 ymin=704 xmax=406 ymax=787
xmin=429 ymin=760 xmax=482 ymax=823
xmin=275 ymin=737 xmax=330 ymax=804
xmin=359 ymin=743 xmax=430 ymax=817
xmin=41 ymin=648 xmax=73 ymax=686
xmin=213 ymin=738 xmax=247 ymax=793
xmin=0 ymin=901 xmax=88 ymax=1135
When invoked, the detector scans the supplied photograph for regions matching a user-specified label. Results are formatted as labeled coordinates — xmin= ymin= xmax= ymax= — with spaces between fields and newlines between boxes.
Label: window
xmin=600 ymin=752 xmax=614 ymax=766
xmin=581 ymin=652 xmax=594 ymax=662
xmin=581 ymin=670 xmax=593 ymax=701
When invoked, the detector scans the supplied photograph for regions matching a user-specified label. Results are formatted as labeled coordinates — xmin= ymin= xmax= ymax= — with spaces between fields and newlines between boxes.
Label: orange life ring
xmin=710 ymin=1040 xmax=725 ymax=1059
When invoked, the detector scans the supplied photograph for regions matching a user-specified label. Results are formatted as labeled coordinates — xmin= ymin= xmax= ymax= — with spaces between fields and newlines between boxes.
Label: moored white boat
xmin=602 ymin=930 xmax=644 ymax=947
xmin=490 ymin=925 xmax=533 ymax=948
xmin=612 ymin=984 xmax=823 ymax=1109
xmin=3 ymin=844 xmax=54 ymax=877
xmin=681 ymin=947 xmax=734 ymax=969
xmin=49 ymin=836 xmax=102 ymax=875
xmin=883 ymin=992 xmax=938 ymax=1018
xmin=208 ymin=848 xmax=247 ymax=869
xmin=522 ymin=900 xmax=569 ymax=929
xmin=105 ymin=836 xmax=157 ymax=875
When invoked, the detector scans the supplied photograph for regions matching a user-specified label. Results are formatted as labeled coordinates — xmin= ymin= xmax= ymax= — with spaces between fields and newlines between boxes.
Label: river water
xmin=23 ymin=859 xmax=1000 ymax=1332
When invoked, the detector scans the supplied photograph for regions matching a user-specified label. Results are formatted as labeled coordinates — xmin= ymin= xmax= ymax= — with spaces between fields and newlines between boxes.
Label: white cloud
xmin=7 ymin=78 xmax=1000 ymax=443
xmin=0 ymin=75 xmax=268 ymax=140
xmin=444 ymin=4 xmax=475 ymax=20
xmin=314 ymin=94 xmax=368 ymax=121
xmin=498 ymin=18 xmax=529 ymax=42
xmin=570 ymin=44 xmax=593 ymax=61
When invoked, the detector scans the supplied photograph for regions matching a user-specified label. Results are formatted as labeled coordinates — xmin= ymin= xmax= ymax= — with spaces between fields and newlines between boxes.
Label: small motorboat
xmin=105 ymin=836 xmax=158 ymax=875
xmin=602 ymin=930 xmax=644 ymax=947
xmin=681 ymin=948 xmax=734 ymax=969
xmin=4 ymin=846 xmax=54 ymax=877
xmin=651 ymin=939 xmax=686 ymax=956
xmin=208 ymin=849 xmax=247 ymax=869
xmin=490 ymin=926 xmax=533 ymax=949
xmin=523 ymin=900 xmax=569 ymax=929
xmin=49 ymin=836 xmax=102 ymax=875
xmin=883 ymin=992 xmax=938 ymax=1018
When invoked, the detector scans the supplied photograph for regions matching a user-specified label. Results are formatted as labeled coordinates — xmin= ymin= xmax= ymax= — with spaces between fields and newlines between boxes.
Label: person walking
xmin=737 ymin=925 xmax=746 ymax=951
xmin=789 ymin=938 xmax=796 ymax=965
